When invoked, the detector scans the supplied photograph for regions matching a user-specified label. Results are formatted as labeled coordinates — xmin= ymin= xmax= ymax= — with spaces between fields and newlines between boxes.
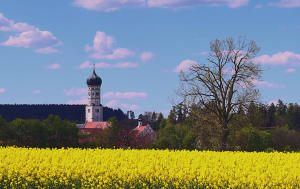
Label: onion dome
xmin=86 ymin=67 xmax=102 ymax=86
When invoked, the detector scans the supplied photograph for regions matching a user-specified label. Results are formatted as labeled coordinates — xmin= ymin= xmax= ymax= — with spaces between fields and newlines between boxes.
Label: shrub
xmin=234 ymin=127 xmax=271 ymax=151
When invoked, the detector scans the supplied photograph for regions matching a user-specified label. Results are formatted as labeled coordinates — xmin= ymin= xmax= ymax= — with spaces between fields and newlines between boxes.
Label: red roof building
xmin=132 ymin=124 xmax=156 ymax=138
xmin=80 ymin=121 xmax=108 ymax=134
xmin=78 ymin=120 xmax=156 ymax=147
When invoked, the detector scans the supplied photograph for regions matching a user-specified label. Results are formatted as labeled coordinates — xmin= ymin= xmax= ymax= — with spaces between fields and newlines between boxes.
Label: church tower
xmin=86 ymin=65 xmax=103 ymax=122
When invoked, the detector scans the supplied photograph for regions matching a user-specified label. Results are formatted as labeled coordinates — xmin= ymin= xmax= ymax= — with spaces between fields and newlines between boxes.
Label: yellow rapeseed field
xmin=0 ymin=147 xmax=299 ymax=188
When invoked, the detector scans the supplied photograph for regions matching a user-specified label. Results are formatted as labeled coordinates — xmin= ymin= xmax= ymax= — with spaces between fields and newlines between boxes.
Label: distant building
xmin=78 ymin=66 xmax=156 ymax=147
xmin=132 ymin=118 xmax=156 ymax=138
xmin=78 ymin=66 xmax=107 ymax=131
xmin=129 ymin=118 xmax=157 ymax=147
xmin=86 ymin=67 xmax=103 ymax=122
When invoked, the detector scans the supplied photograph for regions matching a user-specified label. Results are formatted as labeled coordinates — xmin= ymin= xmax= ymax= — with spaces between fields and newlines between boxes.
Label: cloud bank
xmin=103 ymin=92 xmax=147 ymax=99
xmin=46 ymin=63 xmax=62 ymax=70
xmin=78 ymin=61 xmax=138 ymax=69
xmin=0 ymin=13 xmax=61 ymax=54
xmin=254 ymin=51 xmax=300 ymax=66
xmin=73 ymin=0 xmax=249 ymax=11
xmin=140 ymin=51 xmax=154 ymax=62
xmin=86 ymin=31 xmax=134 ymax=60
xmin=174 ymin=59 xmax=197 ymax=72
xmin=269 ymin=0 xmax=300 ymax=8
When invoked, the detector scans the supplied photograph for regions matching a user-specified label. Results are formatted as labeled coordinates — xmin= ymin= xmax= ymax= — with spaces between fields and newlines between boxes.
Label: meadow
xmin=0 ymin=147 xmax=299 ymax=188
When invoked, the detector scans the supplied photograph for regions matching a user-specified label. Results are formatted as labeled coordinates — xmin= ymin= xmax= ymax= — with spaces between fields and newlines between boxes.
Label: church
xmin=78 ymin=66 xmax=156 ymax=142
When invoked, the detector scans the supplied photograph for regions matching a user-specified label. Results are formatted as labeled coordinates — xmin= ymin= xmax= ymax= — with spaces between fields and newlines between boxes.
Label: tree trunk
xmin=221 ymin=128 xmax=229 ymax=150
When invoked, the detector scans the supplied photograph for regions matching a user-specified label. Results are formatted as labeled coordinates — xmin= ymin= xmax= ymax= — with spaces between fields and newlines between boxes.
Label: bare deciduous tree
xmin=178 ymin=37 xmax=262 ymax=149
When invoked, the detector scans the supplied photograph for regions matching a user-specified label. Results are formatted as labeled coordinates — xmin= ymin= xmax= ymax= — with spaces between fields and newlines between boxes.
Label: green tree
xmin=233 ymin=127 xmax=271 ymax=151
xmin=106 ymin=117 xmax=120 ymax=147
xmin=178 ymin=37 xmax=262 ymax=149
xmin=0 ymin=115 xmax=11 ymax=144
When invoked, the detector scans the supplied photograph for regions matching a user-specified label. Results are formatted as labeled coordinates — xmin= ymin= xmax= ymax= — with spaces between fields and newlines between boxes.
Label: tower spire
xmin=93 ymin=64 xmax=96 ymax=73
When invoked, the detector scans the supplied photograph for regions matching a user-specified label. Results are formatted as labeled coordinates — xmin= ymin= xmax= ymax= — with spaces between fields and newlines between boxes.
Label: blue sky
xmin=0 ymin=0 xmax=300 ymax=116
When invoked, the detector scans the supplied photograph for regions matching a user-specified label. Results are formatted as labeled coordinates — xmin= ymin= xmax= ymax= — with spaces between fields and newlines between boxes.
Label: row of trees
xmin=155 ymin=101 xmax=300 ymax=151
xmin=0 ymin=115 xmax=78 ymax=147
xmin=0 ymin=104 xmax=127 ymax=123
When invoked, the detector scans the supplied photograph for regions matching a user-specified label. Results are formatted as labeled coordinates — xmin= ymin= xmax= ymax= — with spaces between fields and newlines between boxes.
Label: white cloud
xmin=106 ymin=100 xmax=140 ymax=110
xmin=103 ymin=92 xmax=147 ymax=99
xmin=32 ymin=89 xmax=41 ymax=94
xmin=148 ymin=0 xmax=248 ymax=8
xmin=0 ymin=13 xmax=61 ymax=53
xmin=2 ymin=30 xmax=60 ymax=49
xmin=64 ymin=88 xmax=87 ymax=96
xmin=64 ymin=87 xmax=88 ymax=104
xmin=140 ymin=51 xmax=154 ymax=62
xmin=254 ymin=51 xmax=300 ymax=66
xmin=0 ymin=13 xmax=36 ymax=32
xmin=78 ymin=60 xmax=138 ymax=69
xmin=67 ymin=98 xmax=89 ymax=104
xmin=73 ymin=0 xmax=145 ymax=12
xmin=46 ymin=63 xmax=62 ymax=70
xmin=73 ymin=0 xmax=248 ymax=11
xmin=35 ymin=47 xmax=59 ymax=54
xmin=284 ymin=68 xmax=296 ymax=73
xmin=199 ymin=51 xmax=209 ymax=56
xmin=223 ymin=68 xmax=235 ymax=74
xmin=269 ymin=0 xmax=300 ymax=7
xmin=268 ymin=100 xmax=279 ymax=105
xmin=114 ymin=62 xmax=138 ymax=68
xmin=0 ymin=88 xmax=6 ymax=93
xmin=86 ymin=31 xmax=134 ymax=60
xmin=78 ymin=61 xmax=93 ymax=69
xmin=253 ymin=80 xmax=286 ymax=89
xmin=174 ymin=59 xmax=197 ymax=72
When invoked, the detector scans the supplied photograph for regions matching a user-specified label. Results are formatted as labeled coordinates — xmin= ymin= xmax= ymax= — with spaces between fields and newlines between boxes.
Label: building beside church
xmin=132 ymin=118 xmax=156 ymax=138
xmin=78 ymin=67 xmax=156 ymax=146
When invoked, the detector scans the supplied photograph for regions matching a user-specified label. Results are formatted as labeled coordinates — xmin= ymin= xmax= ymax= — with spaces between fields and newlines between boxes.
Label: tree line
xmin=0 ymin=104 xmax=127 ymax=122
xmin=0 ymin=115 xmax=79 ymax=147
xmin=153 ymin=101 xmax=300 ymax=151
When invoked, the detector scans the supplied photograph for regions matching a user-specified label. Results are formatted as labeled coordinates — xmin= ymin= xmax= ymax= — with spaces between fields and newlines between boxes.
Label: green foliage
xmin=0 ymin=115 xmax=12 ymax=142
xmin=154 ymin=120 xmax=196 ymax=150
xmin=233 ymin=127 xmax=272 ymax=151
xmin=0 ymin=115 xmax=78 ymax=148
xmin=271 ymin=127 xmax=300 ymax=151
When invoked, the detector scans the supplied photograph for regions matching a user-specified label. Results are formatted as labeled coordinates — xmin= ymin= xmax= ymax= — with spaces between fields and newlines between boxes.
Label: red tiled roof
xmin=84 ymin=122 xmax=108 ymax=129
xmin=132 ymin=126 xmax=146 ymax=135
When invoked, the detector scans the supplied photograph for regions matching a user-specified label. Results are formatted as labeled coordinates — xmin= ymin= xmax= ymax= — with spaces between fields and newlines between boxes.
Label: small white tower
xmin=137 ymin=118 xmax=143 ymax=127
xmin=86 ymin=65 xmax=103 ymax=122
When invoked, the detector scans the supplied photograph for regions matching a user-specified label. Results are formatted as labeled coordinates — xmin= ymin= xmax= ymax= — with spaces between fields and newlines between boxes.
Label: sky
xmin=0 ymin=0 xmax=300 ymax=116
